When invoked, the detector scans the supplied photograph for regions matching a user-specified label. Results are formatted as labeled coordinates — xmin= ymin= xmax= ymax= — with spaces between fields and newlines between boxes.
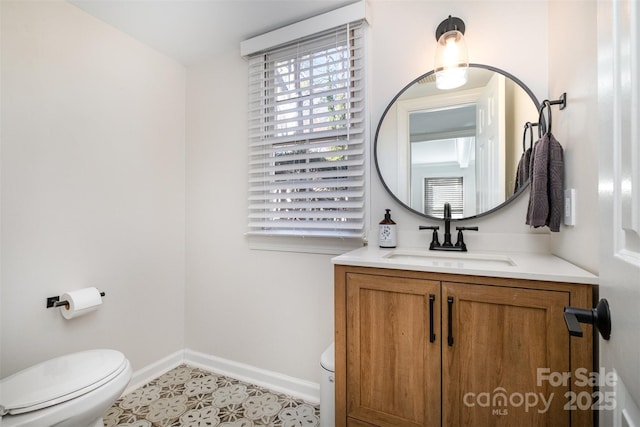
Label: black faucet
xmin=419 ymin=202 xmax=478 ymax=252
xmin=442 ymin=202 xmax=454 ymax=247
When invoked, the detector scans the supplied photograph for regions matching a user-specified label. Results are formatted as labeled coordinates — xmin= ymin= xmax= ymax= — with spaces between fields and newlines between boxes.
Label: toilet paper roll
xmin=60 ymin=287 xmax=103 ymax=320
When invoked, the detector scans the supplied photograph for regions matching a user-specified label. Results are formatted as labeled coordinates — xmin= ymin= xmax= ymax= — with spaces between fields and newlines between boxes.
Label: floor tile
xmin=104 ymin=364 xmax=320 ymax=427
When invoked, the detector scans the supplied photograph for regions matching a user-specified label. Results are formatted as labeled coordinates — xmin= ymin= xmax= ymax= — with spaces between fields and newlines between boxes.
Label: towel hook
xmin=523 ymin=122 xmax=539 ymax=151
xmin=538 ymin=93 xmax=567 ymax=137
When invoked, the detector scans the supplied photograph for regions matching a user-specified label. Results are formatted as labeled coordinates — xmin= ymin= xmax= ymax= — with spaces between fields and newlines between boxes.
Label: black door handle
xmin=563 ymin=299 xmax=611 ymax=340
xmin=429 ymin=294 xmax=436 ymax=343
xmin=447 ymin=296 xmax=454 ymax=346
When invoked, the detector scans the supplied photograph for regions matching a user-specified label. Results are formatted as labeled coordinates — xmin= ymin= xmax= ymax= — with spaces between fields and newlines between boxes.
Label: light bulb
xmin=434 ymin=29 xmax=469 ymax=90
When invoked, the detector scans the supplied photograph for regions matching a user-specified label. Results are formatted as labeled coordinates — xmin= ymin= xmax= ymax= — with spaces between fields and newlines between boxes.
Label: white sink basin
xmin=383 ymin=249 xmax=517 ymax=269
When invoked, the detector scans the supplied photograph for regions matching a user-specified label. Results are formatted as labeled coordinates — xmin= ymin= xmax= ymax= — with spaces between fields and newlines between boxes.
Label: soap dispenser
xmin=379 ymin=209 xmax=397 ymax=248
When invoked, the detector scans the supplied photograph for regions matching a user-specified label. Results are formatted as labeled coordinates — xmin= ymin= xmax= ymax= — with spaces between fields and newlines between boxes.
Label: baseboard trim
xmin=184 ymin=348 xmax=320 ymax=404
xmin=122 ymin=349 xmax=321 ymax=404
xmin=123 ymin=349 xmax=184 ymax=396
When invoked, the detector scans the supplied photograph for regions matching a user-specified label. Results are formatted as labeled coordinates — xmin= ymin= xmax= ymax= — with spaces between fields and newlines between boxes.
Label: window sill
xmin=246 ymin=233 xmax=366 ymax=255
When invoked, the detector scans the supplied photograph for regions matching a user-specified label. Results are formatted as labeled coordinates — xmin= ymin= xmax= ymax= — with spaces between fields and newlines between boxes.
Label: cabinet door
xmin=442 ymin=282 xmax=570 ymax=426
xmin=346 ymin=273 xmax=441 ymax=426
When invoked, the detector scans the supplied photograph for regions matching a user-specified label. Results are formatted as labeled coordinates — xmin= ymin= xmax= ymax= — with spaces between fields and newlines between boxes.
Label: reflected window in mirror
xmin=424 ymin=177 xmax=464 ymax=218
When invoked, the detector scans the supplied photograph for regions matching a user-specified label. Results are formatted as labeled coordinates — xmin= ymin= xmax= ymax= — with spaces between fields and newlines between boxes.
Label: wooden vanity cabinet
xmin=334 ymin=265 xmax=594 ymax=427
xmin=345 ymin=272 xmax=441 ymax=426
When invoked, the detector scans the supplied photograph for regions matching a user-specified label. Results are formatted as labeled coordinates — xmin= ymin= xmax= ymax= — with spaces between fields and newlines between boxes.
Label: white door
xmin=475 ymin=73 xmax=506 ymax=213
xmin=598 ymin=0 xmax=640 ymax=425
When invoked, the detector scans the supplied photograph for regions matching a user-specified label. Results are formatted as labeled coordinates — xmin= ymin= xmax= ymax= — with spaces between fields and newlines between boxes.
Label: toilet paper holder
xmin=46 ymin=292 xmax=106 ymax=309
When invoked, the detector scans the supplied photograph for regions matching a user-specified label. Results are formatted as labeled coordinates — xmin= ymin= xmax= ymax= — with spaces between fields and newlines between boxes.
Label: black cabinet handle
xmin=447 ymin=296 xmax=454 ymax=346
xmin=429 ymin=294 xmax=436 ymax=343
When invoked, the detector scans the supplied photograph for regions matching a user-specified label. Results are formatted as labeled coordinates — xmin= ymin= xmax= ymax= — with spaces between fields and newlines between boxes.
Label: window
xmin=246 ymin=21 xmax=366 ymax=239
xmin=424 ymin=177 xmax=464 ymax=218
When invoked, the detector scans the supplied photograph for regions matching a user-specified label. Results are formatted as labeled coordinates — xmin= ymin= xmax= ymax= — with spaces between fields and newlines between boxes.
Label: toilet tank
xmin=320 ymin=342 xmax=335 ymax=427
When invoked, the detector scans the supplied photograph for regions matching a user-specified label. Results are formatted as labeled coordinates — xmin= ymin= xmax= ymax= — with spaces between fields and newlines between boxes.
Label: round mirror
xmin=374 ymin=64 xmax=541 ymax=220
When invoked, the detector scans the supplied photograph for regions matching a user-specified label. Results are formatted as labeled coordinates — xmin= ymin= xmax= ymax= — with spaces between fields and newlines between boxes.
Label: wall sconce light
xmin=434 ymin=15 xmax=468 ymax=90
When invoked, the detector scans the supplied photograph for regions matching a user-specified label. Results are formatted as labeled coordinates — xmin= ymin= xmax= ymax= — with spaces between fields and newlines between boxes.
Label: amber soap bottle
xmin=378 ymin=209 xmax=397 ymax=248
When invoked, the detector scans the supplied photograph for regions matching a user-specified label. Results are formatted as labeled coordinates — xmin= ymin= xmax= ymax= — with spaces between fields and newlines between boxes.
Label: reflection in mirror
xmin=375 ymin=64 xmax=540 ymax=220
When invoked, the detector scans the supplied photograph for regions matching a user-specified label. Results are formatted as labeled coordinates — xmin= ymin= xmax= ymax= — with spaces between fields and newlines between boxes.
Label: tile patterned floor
xmin=104 ymin=364 xmax=320 ymax=427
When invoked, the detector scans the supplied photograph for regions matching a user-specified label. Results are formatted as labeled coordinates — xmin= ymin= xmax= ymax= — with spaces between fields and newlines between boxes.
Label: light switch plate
xmin=564 ymin=188 xmax=576 ymax=226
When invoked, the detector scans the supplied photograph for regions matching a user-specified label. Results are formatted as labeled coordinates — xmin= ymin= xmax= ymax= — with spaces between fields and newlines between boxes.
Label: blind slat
xmin=248 ymin=189 xmax=364 ymax=201
xmin=248 ymin=180 xmax=365 ymax=193
xmin=249 ymin=200 xmax=363 ymax=210
xmin=249 ymin=170 xmax=364 ymax=184
xmin=248 ymin=121 xmax=364 ymax=146
xmin=248 ymin=220 xmax=364 ymax=230
xmin=249 ymin=137 xmax=363 ymax=157
xmin=250 ymin=160 xmax=363 ymax=176
xmin=248 ymin=96 xmax=365 ymax=121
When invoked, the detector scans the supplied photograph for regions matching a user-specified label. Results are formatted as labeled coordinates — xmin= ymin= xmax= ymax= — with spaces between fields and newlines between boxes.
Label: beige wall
xmin=1 ymin=1 xmax=186 ymax=376
xmin=547 ymin=1 xmax=599 ymax=272
xmin=185 ymin=52 xmax=335 ymax=382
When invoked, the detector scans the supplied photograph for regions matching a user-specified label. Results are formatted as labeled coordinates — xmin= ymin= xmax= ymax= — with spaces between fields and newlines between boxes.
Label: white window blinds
xmin=247 ymin=21 xmax=366 ymax=238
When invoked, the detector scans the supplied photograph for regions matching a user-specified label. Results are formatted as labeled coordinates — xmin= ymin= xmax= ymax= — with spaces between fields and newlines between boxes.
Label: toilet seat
xmin=0 ymin=349 xmax=127 ymax=416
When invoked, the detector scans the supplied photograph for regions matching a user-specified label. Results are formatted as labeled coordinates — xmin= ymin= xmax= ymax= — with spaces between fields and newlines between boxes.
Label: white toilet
xmin=320 ymin=342 xmax=335 ymax=427
xmin=0 ymin=349 xmax=132 ymax=427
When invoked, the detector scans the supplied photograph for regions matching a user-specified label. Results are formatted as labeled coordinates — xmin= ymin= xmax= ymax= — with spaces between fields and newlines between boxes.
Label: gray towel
xmin=525 ymin=132 xmax=564 ymax=232
xmin=514 ymin=147 xmax=532 ymax=193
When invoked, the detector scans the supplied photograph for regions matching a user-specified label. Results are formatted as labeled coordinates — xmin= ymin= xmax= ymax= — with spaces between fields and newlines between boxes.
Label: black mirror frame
xmin=373 ymin=63 xmax=542 ymax=221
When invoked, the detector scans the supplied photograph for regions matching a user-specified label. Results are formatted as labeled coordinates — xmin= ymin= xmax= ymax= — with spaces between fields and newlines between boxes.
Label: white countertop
xmin=331 ymin=246 xmax=598 ymax=285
